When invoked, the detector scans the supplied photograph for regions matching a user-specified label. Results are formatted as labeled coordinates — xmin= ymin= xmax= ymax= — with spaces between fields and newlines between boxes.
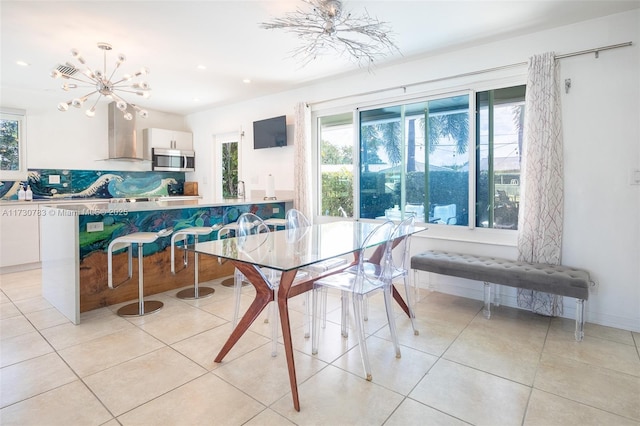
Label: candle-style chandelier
xmin=50 ymin=42 xmax=150 ymax=120
xmin=260 ymin=0 xmax=399 ymax=68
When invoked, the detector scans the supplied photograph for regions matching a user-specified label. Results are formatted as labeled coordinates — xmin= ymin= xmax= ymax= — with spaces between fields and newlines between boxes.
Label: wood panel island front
xmin=40 ymin=199 xmax=290 ymax=324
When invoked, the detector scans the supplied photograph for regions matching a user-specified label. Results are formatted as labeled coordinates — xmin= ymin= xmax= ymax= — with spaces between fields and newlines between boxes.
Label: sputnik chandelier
xmin=50 ymin=42 xmax=150 ymax=120
xmin=260 ymin=0 xmax=399 ymax=68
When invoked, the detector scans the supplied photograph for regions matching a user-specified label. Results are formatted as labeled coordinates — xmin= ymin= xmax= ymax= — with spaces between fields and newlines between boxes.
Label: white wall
xmin=186 ymin=10 xmax=640 ymax=332
xmin=25 ymin=103 xmax=188 ymax=171
xmin=186 ymin=97 xmax=301 ymax=201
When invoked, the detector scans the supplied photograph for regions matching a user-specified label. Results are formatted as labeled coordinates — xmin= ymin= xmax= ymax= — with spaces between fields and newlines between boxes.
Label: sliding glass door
xmin=359 ymin=94 xmax=470 ymax=225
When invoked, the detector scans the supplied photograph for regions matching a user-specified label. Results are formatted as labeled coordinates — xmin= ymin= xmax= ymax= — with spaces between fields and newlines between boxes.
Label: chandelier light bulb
xmin=52 ymin=42 xmax=150 ymax=119
xmin=324 ymin=21 xmax=336 ymax=35
xmin=71 ymin=49 xmax=86 ymax=65
xmin=326 ymin=0 xmax=341 ymax=18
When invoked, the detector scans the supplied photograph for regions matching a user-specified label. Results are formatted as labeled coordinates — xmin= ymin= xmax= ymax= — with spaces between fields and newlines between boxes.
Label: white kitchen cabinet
xmin=0 ymin=204 xmax=41 ymax=269
xmin=144 ymin=128 xmax=193 ymax=152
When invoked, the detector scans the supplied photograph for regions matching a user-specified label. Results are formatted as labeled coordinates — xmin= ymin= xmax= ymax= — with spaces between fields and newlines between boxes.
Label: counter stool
xmin=107 ymin=228 xmax=173 ymax=317
xmin=264 ymin=218 xmax=287 ymax=231
xmin=171 ymin=224 xmax=224 ymax=299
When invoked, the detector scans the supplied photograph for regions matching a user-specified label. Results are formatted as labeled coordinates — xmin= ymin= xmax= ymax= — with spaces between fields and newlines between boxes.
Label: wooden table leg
xmin=359 ymin=244 xmax=412 ymax=319
xmin=392 ymin=285 xmax=411 ymax=318
xmin=277 ymin=269 xmax=301 ymax=411
xmin=214 ymin=261 xmax=273 ymax=363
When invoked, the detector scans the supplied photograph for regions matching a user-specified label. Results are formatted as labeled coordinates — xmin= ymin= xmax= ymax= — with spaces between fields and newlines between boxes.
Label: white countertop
xmin=1 ymin=196 xmax=201 ymax=206
xmin=38 ymin=198 xmax=291 ymax=214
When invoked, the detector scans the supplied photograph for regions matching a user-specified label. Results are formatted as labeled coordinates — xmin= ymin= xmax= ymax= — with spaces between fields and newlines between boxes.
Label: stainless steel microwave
xmin=151 ymin=148 xmax=195 ymax=172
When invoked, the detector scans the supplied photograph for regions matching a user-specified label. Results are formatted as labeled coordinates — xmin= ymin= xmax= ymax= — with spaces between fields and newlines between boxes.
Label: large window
xmin=316 ymin=84 xmax=525 ymax=230
xmin=476 ymin=86 xmax=526 ymax=229
xmin=0 ymin=109 xmax=27 ymax=179
xmin=359 ymin=94 xmax=470 ymax=224
xmin=319 ymin=113 xmax=354 ymax=218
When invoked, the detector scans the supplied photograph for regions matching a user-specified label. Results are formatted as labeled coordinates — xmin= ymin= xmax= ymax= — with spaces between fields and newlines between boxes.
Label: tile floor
xmin=1 ymin=268 xmax=639 ymax=425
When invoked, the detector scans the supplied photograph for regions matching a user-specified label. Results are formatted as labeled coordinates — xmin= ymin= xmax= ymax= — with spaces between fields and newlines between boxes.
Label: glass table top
xmin=193 ymin=220 xmax=426 ymax=272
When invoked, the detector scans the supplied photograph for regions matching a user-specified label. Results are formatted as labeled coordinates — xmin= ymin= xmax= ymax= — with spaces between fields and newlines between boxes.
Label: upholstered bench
xmin=410 ymin=250 xmax=591 ymax=341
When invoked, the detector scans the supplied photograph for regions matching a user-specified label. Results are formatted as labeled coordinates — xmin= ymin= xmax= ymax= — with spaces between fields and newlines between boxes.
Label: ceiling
xmin=1 ymin=1 xmax=638 ymax=116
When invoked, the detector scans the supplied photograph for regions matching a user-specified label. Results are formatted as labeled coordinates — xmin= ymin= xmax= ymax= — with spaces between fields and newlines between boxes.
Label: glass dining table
xmin=193 ymin=220 xmax=426 ymax=411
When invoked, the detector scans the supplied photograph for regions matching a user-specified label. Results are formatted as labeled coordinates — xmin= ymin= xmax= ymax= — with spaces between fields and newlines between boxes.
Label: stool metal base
xmin=117 ymin=300 xmax=164 ymax=317
xmin=176 ymin=286 xmax=215 ymax=300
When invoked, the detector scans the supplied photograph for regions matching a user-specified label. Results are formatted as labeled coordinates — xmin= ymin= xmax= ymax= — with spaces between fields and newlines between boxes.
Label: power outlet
xmin=87 ymin=222 xmax=104 ymax=232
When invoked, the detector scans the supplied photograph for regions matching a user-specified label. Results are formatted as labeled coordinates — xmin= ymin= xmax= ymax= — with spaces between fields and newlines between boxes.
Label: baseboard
xmin=413 ymin=270 xmax=640 ymax=333
xmin=0 ymin=262 xmax=41 ymax=275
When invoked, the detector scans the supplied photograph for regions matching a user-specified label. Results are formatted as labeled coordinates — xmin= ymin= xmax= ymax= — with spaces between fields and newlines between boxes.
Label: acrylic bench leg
xmin=483 ymin=282 xmax=491 ymax=319
xmin=575 ymin=299 xmax=585 ymax=341
xmin=493 ymin=284 xmax=501 ymax=307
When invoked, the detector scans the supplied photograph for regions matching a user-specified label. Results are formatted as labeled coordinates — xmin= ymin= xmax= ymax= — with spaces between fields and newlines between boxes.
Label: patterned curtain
xmin=517 ymin=52 xmax=564 ymax=316
xmin=293 ymin=102 xmax=313 ymax=221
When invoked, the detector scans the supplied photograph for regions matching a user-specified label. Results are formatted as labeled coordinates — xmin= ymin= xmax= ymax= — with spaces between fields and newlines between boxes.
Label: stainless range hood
xmin=108 ymin=101 xmax=147 ymax=161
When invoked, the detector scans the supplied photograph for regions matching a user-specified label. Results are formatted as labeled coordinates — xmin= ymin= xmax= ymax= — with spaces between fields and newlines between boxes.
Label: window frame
xmin=356 ymin=89 xmax=474 ymax=224
xmin=311 ymin=74 xmax=526 ymax=243
xmin=0 ymin=108 xmax=27 ymax=180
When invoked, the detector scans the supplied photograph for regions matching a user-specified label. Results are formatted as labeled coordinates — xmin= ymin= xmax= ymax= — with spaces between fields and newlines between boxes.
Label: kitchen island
xmin=40 ymin=198 xmax=291 ymax=324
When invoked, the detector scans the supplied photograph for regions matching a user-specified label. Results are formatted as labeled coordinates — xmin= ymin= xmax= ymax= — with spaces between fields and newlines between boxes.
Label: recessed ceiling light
xmin=242 ymin=78 xmax=251 ymax=84
xmin=193 ymin=98 xmax=200 ymax=102
xmin=197 ymin=65 xmax=207 ymax=70
xmin=16 ymin=60 xmax=30 ymax=66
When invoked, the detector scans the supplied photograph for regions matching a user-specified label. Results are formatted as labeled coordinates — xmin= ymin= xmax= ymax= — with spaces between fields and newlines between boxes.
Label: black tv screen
xmin=253 ymin=115 xmax=287 ymax=149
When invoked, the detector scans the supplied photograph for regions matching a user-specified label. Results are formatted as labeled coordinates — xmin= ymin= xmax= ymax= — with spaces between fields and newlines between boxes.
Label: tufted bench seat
xmin=411 ymin=250 xmax=591 ymax=341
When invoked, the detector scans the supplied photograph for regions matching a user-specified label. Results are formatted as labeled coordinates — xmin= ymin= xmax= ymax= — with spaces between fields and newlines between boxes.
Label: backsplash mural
xmin=0 ymin=169 xmax=185 ymax=200
xmin=78 ymin=202 xmax=285 ymax=260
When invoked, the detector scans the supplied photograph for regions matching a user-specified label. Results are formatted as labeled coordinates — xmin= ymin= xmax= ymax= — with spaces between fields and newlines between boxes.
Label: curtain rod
xmin=308 ymin=41 xmax=633 ymax=107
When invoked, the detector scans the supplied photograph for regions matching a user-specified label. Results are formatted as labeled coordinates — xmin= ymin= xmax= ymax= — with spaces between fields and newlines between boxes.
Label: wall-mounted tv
xmin=253 ymin=115 xmax=287 ymax=149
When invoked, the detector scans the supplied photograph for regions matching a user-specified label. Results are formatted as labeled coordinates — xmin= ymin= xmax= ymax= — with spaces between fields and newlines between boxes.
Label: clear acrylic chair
xmin=340 ymin=216 xmax=419 ymax=337
xmin=234 ymin=212 xmax=308 ymax=356
xmin=312 ymin=220 xmax=399 ymax=381
xmin=285 ymin=209 xmax=313 ymax=337
xmin=387 ymin=215 xmax=419 ymax=335
xmin=362 ymin=216 xmax=418 ymax=334
xmin=233 ymin=213 xmax=279 ymax=355
xmin=285 ymin=208 xmax=349 ymax=338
